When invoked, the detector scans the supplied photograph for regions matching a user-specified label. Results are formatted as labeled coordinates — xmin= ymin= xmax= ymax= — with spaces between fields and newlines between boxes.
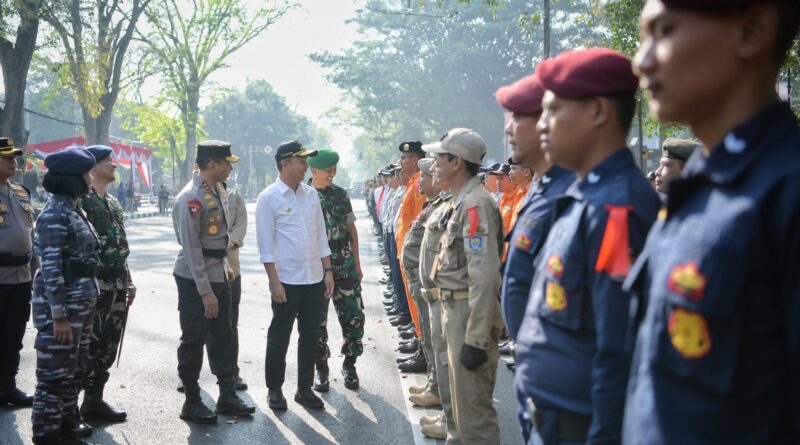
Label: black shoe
xmin=398 ymin=354 xmax=427 ymax=373
xmin=0 ymin=386 xmax=33 ymax=407
xmin=499 ymin=340 xmax=513 ymax=356
xmin=313 ymin=370 xmax=330 ymax=393
xmin=398 ymin=339 xmax=418 ymax=354
xmin=396 ymin=351 xmax=419 ymax=364
xmin=379 ymin=277 xmax=391 ymax=285
xmin=390 ymin=316 xmax=411 ymax=327
xmin=32 ymin=434 xmax=62 ymax=445
xmin=73 ymin=410 xmax=93 ymax=437
xmin=176 ymin=382 xmax=185 ymax=393
xmin=294 ymin=388 xmax=324 ymax=410
xmin=268 ymin=388 xmax=287 ymax=411
xmin=216 ymin=376 xmax=255 ymax=416
xmin=399 ymin=329 xmax=415 ymax=340
xmin=398 ymin=323 xmax=416 ymax=333
xmin=386 ymin=307 xmax=401 ymax=316
xmin=342 ymin=366 xmax=359 ymax=390
xmin=80 ymin=396 xmax=127 ymax=423
xmin=234 ymin=375 xmax=248 ymax=391
xmin=506 ymin=361 xmax=516 ymax=373
xmin=180 ymin=399 xmax=218 ymax=424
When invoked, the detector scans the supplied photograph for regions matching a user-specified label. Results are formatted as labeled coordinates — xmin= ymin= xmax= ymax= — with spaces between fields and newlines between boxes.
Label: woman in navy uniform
xmin=30 ymin=147 xmax=99 ymax=445
xmin=624 ymin=1 xmax=800 ymax=443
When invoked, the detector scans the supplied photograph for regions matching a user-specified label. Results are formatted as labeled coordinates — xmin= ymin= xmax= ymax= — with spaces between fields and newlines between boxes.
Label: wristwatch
xmin=324 ymin=267 xmax=333 ymax=274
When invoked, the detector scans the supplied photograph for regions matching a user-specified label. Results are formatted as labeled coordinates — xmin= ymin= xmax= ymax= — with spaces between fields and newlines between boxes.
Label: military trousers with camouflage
xmin=31 ymin=297 xmax=95 ymax=439
xmin=80 ymin=283 xmax=128 ymax=391
xmin=316 ymin=276 xmax=365 ymax=371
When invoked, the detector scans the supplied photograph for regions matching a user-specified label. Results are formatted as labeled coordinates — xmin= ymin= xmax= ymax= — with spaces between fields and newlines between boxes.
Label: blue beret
xmin=86 ymin=145 xmax=113 ymax=162
xmin=45 ymin=146 xmax=96 ymax=175
xmin=308 ymin=148 xmax=340 ymax=169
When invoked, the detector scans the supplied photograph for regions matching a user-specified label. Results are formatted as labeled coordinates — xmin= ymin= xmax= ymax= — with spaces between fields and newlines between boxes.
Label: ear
xmin=591 ymin=97 xmax=612 ymax=129
xmin=736 ymin=4 xmax=778 ymax=60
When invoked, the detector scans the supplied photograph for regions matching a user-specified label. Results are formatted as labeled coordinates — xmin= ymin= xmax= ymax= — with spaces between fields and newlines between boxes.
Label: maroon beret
xmin=661 ymin=0 xmax=760 ymax=11
xmin=537 ymin=48 xmax=639 ymax=99
xmin=495 ymin=73 xmax=546 ymax=114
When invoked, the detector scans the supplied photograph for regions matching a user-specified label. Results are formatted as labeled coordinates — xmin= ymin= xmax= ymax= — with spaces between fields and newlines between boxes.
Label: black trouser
xmin=0 ymin=281 xmax=32 ymax=384
xmin=175 ymin=275 xmax=234 ymax=386
xmin=231 ymin=274 xmax=241 ymax=375
xmin=265 ymin=281 xmax=325 ymax=390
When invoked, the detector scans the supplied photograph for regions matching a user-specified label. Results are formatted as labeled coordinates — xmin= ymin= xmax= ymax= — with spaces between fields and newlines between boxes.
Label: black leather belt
xmin=202 ymin=248 xmax=227 ymax=259
xmin=97 ymin=267 xmax=127 ymax=281
xmin=528 ymin=398 xmax=590 ymax=442
xmin=0 ymin=252 xmax=32 ymax=267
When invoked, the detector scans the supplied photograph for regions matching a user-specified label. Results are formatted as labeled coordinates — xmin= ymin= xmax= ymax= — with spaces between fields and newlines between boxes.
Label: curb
xmin=125 ymin=211 xmax=159 ymax=220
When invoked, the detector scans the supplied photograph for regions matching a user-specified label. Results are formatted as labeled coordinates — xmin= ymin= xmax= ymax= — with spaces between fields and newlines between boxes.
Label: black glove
xmin=460 ymin=344 xmax=488 ymax=370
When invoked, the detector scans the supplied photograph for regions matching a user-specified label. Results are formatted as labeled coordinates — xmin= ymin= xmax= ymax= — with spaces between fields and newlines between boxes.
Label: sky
xmin=203 ymin=0 xmax=362 ymax=164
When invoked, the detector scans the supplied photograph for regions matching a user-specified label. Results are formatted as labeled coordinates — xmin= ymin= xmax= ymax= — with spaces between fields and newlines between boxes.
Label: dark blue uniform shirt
xmin=516 ymin=148 xmax=660 ymax=444
xmin=623 ymin=102 xmax=800 ymax=445
xmin=502 ymin=164 xmax=574 ymax=341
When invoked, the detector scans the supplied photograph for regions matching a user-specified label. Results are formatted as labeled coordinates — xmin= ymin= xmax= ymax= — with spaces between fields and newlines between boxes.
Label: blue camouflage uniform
xmin=623 ymin=102 xmax=800 ymax=444
xmin=515 ymin=148 xmax=660 ymax=444
xmin=31 ymin=194 xmax=99 ymax=439
xmin=501 ymin=164 xmax=573 ymax=442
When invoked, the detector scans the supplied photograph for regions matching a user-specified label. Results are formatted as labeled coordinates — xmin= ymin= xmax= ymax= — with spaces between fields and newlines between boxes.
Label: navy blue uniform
xmin=502 ymin=164 xmax=573 ymax=443
xmin=515 ymin=148 xmax=660 ymax=444
xmin=623 ymin=102 xmax=800 ymax=444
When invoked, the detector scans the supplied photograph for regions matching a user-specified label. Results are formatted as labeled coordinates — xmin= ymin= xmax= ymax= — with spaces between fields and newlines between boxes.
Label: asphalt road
xmin=1 ymin=199 xmax=520 ymax=445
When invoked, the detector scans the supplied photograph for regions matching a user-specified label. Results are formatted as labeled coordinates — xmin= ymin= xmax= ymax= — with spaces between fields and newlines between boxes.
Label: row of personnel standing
xmin=365 ymin=0 xmax=800 ymax=443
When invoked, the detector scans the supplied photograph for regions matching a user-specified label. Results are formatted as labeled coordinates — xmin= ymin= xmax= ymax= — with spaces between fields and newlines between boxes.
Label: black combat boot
xmin=80 ymin=381 xmax=127 ymax=423
xmin=179 ymin=382 xmax=217 ymax=424
xmin=71 ymin=408 xmax=92 ymax=438
xmin=313 ymin=364 xmax=330 ymax=393
xmin=0 ymin=375 xmax=33 ymax=407
xmin=31 ymin=433 xmax=62 ymax=445
xmin=233 ymin=372 xmax=248 ymax=391
xmin=61 ymin=414 xmax=95 ymax=445
xmin=342 ymin=357 xmax=359 ymax=390
xmin=215 ymin=376 xmax=255 ymax=417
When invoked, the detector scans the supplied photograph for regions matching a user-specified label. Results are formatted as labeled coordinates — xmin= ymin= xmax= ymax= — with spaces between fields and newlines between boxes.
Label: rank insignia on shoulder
xmin=0 ymin=204 xmax=6 ymax=211
xmin=545 ymin=281 xmax=567 ymax=311
xmin=465 ymin=234 xmax=485 ymax=254
xmin=668 ymin=308 xmax=711 ymax=359
xmin=546 ymin=255 xmax=564 ymax=279
xmin=667 ymin=261 xmax=706 ymax=301
xmin=208 ymin=224 xmax=219 ymax=235
xmin=514 ymin=233 xmax=531 ymax=250
xmin=187 ymin=199 xmax=202 ymax=219
xmin=207 ymin=200 xmax=216 ymax=207
xmin=204 ymin=194 xmax=213 ymax=199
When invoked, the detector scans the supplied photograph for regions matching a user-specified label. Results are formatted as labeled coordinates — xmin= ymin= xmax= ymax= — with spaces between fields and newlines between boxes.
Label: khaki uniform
xmin=419 ymin=191 xmax=460 ymax=444
xmin=0 ymin=181 xmax=37 ymax=283
xmin=432 ymin=176 xmax=503 ymax=444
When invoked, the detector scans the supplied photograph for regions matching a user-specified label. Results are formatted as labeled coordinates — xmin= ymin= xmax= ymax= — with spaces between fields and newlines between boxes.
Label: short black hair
xmin=42 ymin=171 xmax=89 ymax=199
xmin=197 ymin=157 xmax=224 ymax=170
xmin=446 ymin=153 xmax=481 ymax=177
xmin=607 ymin=93 xmax=637 ymax=135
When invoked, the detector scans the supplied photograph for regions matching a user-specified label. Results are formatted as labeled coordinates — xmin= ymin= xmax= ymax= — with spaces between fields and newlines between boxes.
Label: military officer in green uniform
xmin=424 ymin=128 xmax=504 ymax=444
xmin=172 ymin=140 xmax=254 ymax=424
xmin=78 ymin=145 xmax=133 ymax=425
xmin=0 ymin=137 xmax=38 ymax=408
xmin=308 ymin=148 xmax=365 ymax=392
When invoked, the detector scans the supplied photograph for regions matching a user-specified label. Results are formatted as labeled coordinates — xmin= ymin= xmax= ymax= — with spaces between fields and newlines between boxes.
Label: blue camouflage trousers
xmin=31 ymin=298 xmax=95 ymax=439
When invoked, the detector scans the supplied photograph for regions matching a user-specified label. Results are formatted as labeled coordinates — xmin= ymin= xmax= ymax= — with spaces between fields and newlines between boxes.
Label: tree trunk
xmin=83 ymin=106 xmax=112 ymax=145
xmin=183 ymin=87 xmax=200 ymax=182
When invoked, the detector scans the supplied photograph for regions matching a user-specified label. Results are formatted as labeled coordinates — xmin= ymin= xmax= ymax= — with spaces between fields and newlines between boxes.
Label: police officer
xmin=424 ymin=128 xmax=504 ymax=444
xmin=30 ymin=146 xmax=99 ymax=445
xmin=0 ymin=138 xmax=37 ymax=408
xmin=653 ymin=138 xmax=699 ymax=197
xmin=514 ymin=48 xmax=660 ymax=444
xmin=78 ymin=145 xmax=133 ymax=424
xmin=494 ymin=71 xmax=575 ymax=443
xmin=401 ymin=156 xmax=443 ymax=413
xmin=172 ymin=140 xmax=254 ymax=424
xmin=225 ymin=183 xmax=248 ymax=391
xmin=624 ymin=1 xmax=800 ymax=443
xmin=308 ymin=148 xmax=365 ymax=392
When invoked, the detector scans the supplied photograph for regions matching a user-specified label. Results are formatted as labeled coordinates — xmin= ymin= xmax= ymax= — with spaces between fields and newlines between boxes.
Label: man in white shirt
xmin=256 ymin=141 xmax=334 ymax=411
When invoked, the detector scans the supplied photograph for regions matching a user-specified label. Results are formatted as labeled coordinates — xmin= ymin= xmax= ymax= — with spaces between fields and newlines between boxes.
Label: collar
xmin=577 ymin=148 xmax=635 ymax=193
xmin=53 ymin=193 xmax=79 ymax=208
xmin=275 ymin=177 xmax=298 ymax=196
xmin=683 ymin=101 xmax=794 ymax=185
xmin=532 ymin=164 xmax=569 ymax=195
xmin=454 ymin=175 xmax=482 ymax=207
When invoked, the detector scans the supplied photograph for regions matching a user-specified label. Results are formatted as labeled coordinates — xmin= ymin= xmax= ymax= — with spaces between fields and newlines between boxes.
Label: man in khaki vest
xmin=423 ymin=129 xmax=503 ymax=444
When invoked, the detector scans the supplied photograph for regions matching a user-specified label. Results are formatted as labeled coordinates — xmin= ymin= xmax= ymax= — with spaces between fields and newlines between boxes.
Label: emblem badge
xmin=667 ymin=261 xmax=706 ymax=301
xmin=466 ymin=235 xmax=484 ymax=254
xmin=286 ymin=207 xmax=292 ymax=213
xmin=545 ymin=282 xmax=567 ymax=311
xmin=208 ymin=224 xmax=219 ymax=235
xmin=546 ymin=255 xmax=564 ymax=279
xmin=668 ymin=308 xmax=711 ymax=359
xmin=187 ymin=199 xmax=202 ymax=219
xmin=514 ymin=233 xmax=531 ymax=250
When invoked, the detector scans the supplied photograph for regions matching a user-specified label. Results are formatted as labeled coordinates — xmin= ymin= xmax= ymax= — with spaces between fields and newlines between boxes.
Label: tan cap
xmin=423 ymin=128 xmax=486 ymax=165
xmin=418 ymin=158 xmax=434 ymax=174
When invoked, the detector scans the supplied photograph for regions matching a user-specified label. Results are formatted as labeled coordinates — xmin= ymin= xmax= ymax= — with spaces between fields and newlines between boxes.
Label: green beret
xmin=308 ymin=148 xmax=339 ymax=169
xmin=662 ymin=138 xmax=699 ymax=162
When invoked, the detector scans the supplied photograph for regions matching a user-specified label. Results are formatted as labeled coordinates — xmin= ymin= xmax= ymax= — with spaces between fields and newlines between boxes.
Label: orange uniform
xmin=395 ymin=170 xmax=426 ymax=336
xmin=509 ymin=183 xmax=530 ymax=230
xmin=498 ymin=191 xmax=517 ymax=237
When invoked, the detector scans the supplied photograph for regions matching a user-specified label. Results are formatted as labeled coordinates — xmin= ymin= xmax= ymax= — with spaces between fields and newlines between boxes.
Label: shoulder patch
xmin=187 ymin=199 xmax=202 ymax=219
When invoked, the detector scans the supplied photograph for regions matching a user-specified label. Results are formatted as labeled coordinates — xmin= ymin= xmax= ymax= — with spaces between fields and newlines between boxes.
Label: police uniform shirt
xmin=622 ymin=102 xmax=800 ymax=444
xmin=172 ymin=173 xmax=230 ymax=296
xmin=0 ymin=181 xmax=36 ymax=283
xmin=501 ymin=165 xmax=574 ymax=341
xmin=515 ymin=148 xmax=660 ymax=442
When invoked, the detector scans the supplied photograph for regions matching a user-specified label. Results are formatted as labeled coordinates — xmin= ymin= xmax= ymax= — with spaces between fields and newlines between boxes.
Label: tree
xmin=40 ymin=0 xmax=151 ymax=146
xmin=25 ymin=55 xmax=84 ymax=143
xmin=0 ymin=0 xmax=42 ymax=148
xmin=142 ymin=0 xmax=292 ymax=182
